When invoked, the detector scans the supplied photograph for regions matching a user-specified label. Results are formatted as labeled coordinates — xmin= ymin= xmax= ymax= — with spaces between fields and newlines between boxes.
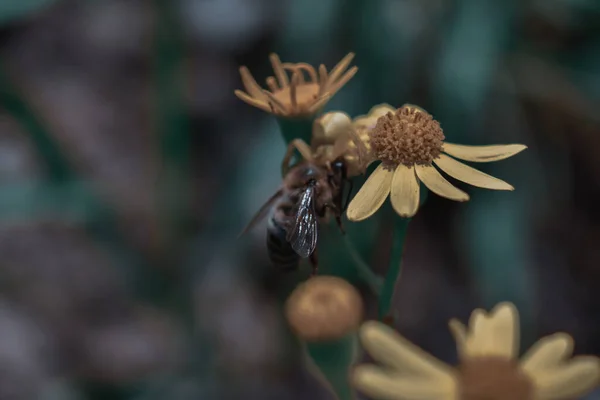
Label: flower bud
xmin=285 ymin=276 xmax=363 ymax=342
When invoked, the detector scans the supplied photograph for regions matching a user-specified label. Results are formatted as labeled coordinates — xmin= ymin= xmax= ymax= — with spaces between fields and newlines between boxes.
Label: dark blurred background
xmin=0 ymin=0 xmax=599 ymax=399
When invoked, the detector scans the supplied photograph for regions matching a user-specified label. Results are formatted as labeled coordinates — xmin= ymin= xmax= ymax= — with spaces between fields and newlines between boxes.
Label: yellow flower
xmin=234 ymin=53 xmax=357 ymax=118
xmin=346 ymin=105 xmax=527 ymax=220
xmin=312 ymin=104 xmax=397 ymax=147
xmin=352 ymin=103 xmax=398 ymax=140
xmin=285 ymin=276 xmax=363 ymax=342
xmin=352 ymin=302 xmax=600 ymax=400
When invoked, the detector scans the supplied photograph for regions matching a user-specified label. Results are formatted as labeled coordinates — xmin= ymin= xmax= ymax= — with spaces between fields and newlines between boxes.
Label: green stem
xmin=154 ymin=0 xmax=192 ymax=241
xmin=378 ymin=215 xmax=411 ymax=320
xmin=341 ymin=234 xmax=383 ymax=294
xmin=0 ymin=60 xmax=168 ymax=306
xmin=0 ymin=62 xmax=72 ymax=182
xmin=275 ymin=114 xmax=369 ymax=400
xmin=304 ymin=334 xmax=359 ymax=400
xmin=152 ymin=0 xmax=200 ymax=375
xmin=376 ymin=188 xmax=428 ymax=321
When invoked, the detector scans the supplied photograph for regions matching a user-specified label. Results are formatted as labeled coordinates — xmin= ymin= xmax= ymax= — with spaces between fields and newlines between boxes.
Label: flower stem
xmin=341 ymin=233 xmax=383 ymax=294
xmin=153 ymin=0 xmax=193 ymax=245
xmin=378 ymin=215 xmax=410 ymax=320
xmin=304 ymin=334 xmax=359 ymax=400
xmin=0 ymin=62 xmax=73 ymax=182
xmin=275 ymin=115 xmax=372 ymax=400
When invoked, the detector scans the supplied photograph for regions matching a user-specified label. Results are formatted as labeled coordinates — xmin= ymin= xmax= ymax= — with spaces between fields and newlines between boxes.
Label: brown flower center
xmin=369 ymin=105 xmax=445 ymax=167
xmin=272 ymin=84 xmax=320 ymax=112
xmin=458 ymin=357 xmax=534 ymax=400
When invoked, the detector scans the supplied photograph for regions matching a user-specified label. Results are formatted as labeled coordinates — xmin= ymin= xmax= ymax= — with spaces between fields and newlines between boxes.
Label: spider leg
xmin=281 ymin=139 xmax=314 ymax=176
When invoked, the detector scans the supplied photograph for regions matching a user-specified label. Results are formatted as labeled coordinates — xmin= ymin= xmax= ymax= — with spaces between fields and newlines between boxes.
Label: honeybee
xmin=241 ymin=112 xmax=370 ymax=275
xmin=241 ymin=157 xmax=350 ymax=276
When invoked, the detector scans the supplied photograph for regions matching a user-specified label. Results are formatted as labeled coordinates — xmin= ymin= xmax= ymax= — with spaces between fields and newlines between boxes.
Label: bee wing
xmin=238 ymin=189 xmax=283 ymax=238
xmin=287 ymin=186 xmax=318 ymax=258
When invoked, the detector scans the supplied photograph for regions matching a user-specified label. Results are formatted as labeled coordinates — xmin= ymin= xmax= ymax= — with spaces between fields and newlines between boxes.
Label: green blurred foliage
xmin=0 ymin=0 xmax=599 ymax=398
xmin=0 ymin=0 xmax=58 ymax=26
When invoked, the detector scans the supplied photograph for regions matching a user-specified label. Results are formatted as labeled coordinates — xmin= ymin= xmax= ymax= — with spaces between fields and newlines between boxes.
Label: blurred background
xmin=0 ymin=0 xmax=599 ymax=399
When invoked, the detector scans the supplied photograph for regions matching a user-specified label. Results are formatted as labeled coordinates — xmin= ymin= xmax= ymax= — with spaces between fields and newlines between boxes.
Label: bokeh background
xmin=0 ymin=0 xmax=599 ymax=399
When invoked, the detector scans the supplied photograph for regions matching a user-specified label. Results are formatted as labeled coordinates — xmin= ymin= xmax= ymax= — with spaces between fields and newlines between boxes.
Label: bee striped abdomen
xmin=266 ymin=218 xmax=300 ymax=271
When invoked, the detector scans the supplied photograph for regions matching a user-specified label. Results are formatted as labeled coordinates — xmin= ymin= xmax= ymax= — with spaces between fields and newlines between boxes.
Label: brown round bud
xmin=285 ymin=276 xmax=363 ymax=342
xmin=458 ymin=357 xmax=534 ymax=400
xmin=369 ymin=105 xmax=445 ymax=167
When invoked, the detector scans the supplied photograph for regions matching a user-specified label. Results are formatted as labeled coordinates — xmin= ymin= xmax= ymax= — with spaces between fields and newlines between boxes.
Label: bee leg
xmin=309 ymin=250 xmax=319 ymax=276
xmin=382 ymin=314 xmax=395 ymax=327
xmin=335 ymin=215 xmax=345 ymax=235
xmin=342 ymin=179 xmax=353 ymax=212
xmin=281 ymin=145 xmax=294 ymax=176
xmin=325 ymin=203 xmax=345 ymax=235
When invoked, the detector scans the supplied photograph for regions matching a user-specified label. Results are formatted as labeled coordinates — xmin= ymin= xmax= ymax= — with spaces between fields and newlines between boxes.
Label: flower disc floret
xmin=369 ymin=106 xmax=445 ymax=167
xmin=458 ymin=357 xmax=533 ymax=400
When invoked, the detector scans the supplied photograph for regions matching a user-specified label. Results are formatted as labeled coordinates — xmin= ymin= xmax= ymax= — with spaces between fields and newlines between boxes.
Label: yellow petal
xmin=484 ymin=302 xmax=519 ymax=359
xmin=328 ymin=66 xmax=358 ymax=95
xmin=367 ymin=103 xmax=396 ymax=119
xmin=262 ymin=90 xmax=289 ymax=114
xmin=269 ymin=53 xmax=289 ymax=88
xmin=464 ymin=308 xmax=490 ymax=357
xmin=400 ymin=103 xmax=428 ymax=114
xmin=352 ymin=365 xmax=457 ymax=400
xmin=390 ymin=164 xmax=420 ymax=218
xmin=464 ymin=303 xmax=519 ymax=359
xmin=434 ymin=154 xmax=514 ymax=190
xmin=353 ymin=103 xmax=396 ymax=130
xmin=414 ymin=165 xmax=469 ymax=202
xmin=347 ymin=164 xmax=392 ymax=221
xmin=529 ymin=356 xmax=600 ymax=399
xmin=233 ymin=90 xmax=271 ymax=113
xmin=359 ymin=321 xmax=454 ymax=379
xmin=520 ymin=333 xmax=574 ymax=374
xmin=467 ymin=308 xmax=486 ymax=332
xmin=238 ymin=66 xmax=268 ymax=101
xmin=317 ymin=64 xmax=328 ymax=97
xmin=448 ymin=319 xmax=467 ymax=359
xmin=328 ymin=52 xmax=355 ymax=83
xmin=442 ymin=143 xmax=527 ymax=163
xmin=307 ymin=93 xmax=331 ymax=114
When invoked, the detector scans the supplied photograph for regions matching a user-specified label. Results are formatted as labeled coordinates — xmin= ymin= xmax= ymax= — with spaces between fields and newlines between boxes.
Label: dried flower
xmin=285 ymin=276 xmax=363 ymax=342
xmin=346 ymin=104 xmax=527 ymax=220
xmin=352 ymin=302 xmax=600 ymax=400
xmin=234 ymin=53 xmax=357 ymax=118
